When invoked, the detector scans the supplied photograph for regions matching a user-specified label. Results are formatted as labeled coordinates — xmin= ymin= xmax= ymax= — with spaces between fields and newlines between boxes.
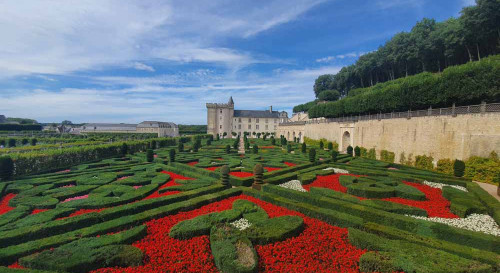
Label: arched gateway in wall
xmin=342 ymin=131 xmax=351 ymax=151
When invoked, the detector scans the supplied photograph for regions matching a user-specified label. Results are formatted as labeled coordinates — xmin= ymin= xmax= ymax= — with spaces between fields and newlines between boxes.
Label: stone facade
xmin=278 ymin=112 xmax=500 ymax=163
xmin=80 ymin=121 xmax=179 ymax=137
xmin=207 ymin=97 xmax=288 ymax=138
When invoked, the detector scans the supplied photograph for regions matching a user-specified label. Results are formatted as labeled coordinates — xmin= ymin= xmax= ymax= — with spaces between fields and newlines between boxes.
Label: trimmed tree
xmin=287 ymin=144 xmax=292 ymax=153
xmin=319 ymin=141 xmax=324 ymax=150
xmin=252 ymin=163 xmax=264 ymax=190
xmin=178 ymin=142 xmax=184 ymax=152
xmin=327 ymin=142 xmax=333 ymax=150
xmin=120 ymin=143 xmax=128 ymax=157
xmin=331 ymin=150 xmax=339 ymax=162
xmin=220 ymin=165 xmax=230 ymax=187
xmin=233 ymin=139 xmax=239 ymax=150
xmin=347 ymin=146 xmax=353 ymax=156
xmin=0 ymin=156 xmax=14 ymax=180
xmin=252 ymin=144 xmax=259 ymax=154
xmin=30 ymin=138 xmax=37 ymax=146
xmin=453 ymin=160 xmax=465 ymax=177
xmin=223 ymin=132 xmax=227 ymax=139
xmin=301 ymin=142 xmax=306 ymax=153
xmin=151 ymin=140 xmax=157 ymax=149
xmin=146 ymin=149 xmax=154 ymax=162
xmin=206 ymin=139 xmax=212 ymax=146
xmin=309 ymin=148 xmax=316 ymax=163
xmin=22 ymin=138 xmax=28 ymax=145
xmin=225 ymin=145 xmax=231 ymax=154
xmin=216 ymin=134 xmax=220 ymax=141
xmin=271 ymin=137 xmax=275 ymax=145
xmin=8 ymin=138 xmax=16 ymax=147
xmin=354 ymin=146 xmax=361 ymax=157
xmin=169 ymin=149 xmax=176 ymax=163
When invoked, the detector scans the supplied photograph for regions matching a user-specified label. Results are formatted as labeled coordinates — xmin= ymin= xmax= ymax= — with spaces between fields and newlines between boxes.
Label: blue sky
xmin=0 ymin=0 xmax=475 ymax=124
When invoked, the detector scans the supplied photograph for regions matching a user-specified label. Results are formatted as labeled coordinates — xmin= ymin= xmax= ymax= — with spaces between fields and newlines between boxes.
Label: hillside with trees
xmin=295 ymin=0 xmax=499 ymax=113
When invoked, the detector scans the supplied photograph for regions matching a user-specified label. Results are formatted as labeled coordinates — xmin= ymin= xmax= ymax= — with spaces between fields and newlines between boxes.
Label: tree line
xmin=309 ymin=0 xmax=499 ymax=104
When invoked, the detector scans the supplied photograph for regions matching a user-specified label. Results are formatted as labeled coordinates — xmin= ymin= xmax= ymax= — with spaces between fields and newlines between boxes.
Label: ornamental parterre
xmin=0 ymin=137 xmax=498 ymax=273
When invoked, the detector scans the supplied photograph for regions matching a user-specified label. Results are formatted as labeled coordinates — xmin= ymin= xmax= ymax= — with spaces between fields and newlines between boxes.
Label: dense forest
xmin=295 ymin=0 xmax=499 ymax=113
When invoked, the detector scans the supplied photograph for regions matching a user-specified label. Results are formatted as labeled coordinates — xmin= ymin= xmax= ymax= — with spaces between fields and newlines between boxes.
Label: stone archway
xmin=342 ymin=131 xmax=351 ymax=152
xmin=292 ymin=131 xmax=296 ymax=141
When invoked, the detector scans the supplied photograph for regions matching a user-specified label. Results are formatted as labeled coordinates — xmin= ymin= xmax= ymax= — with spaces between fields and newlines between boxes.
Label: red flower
xmin=283 ymin=162 xmax=296 ymax=167
xmin=264 ymin=167 xmax=282 ymax=172
xmin=186 ymin=162 xmax=199 ymax=166
xmin=205 ymin=166 xmax=220 ymax=171
xmin=0 ymin=193 xmax=16 ymax=215
xmin=31 ymin=209 xmax=50 ymax=215
xmin=229 ymin=171 xmax=254 ymax=178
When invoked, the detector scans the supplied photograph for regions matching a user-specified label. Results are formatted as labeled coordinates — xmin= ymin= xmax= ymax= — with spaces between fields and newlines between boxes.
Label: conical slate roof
xmin=228 ymin=96 xmax=234 ymax=105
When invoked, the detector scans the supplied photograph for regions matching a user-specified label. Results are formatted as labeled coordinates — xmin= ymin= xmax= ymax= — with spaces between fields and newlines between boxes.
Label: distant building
xmin=79 ymin=121 xmax=179 ymax=137
xmin=206 ymin=97 xmax=288 ymax=138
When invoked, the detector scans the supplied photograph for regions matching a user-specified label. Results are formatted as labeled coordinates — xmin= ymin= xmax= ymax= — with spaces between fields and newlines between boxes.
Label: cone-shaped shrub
xmin=169 ymin=149 xmax=176 ymax=163
xmin=287 ymin=144 xmax=292 ymax=153
xmin=252 ymin=163 xmax=264 ymax=190
xmin=252 ymin=144 xmax=258 ymax=154
xmin=301 ymin=142 xmax=306 ymax=153
xmin=319 ymin=141 xmax=324 ymax=150
xmin=178 ymin=142 xmax=184 ymax=152
xmin=146 ymin=149 xmax=154 ymax=162
xmin=328 ymin=142 xmax=333 ymax=150
xmin=354 ymin=146 xmax=361 ymax=157
xmin=309 ymin=148 xmax=316 ymax=163
xmin=453 ymin=160 xmax=465 ymax=177
xmin=331 ymin=150 xmax=339 ymax=162
xmin=220 ymin=165 xmax=230 ymax=187
xmin=347 ymin=145 xmax=353 ymax=156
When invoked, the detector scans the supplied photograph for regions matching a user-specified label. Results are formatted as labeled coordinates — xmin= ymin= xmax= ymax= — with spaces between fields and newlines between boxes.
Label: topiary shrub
xmin=0 ymin=156 xmax=14 ymax=180
xmin=354 ymin=146 xmax=361 ymax=157
xmin=146 ymin=149 xmax=154 ymax=162
xmin=253 ymin=164 xmax=264 ymax=190
xmin=270 ymin=137 xmax=275 ymax=145
xmin=220 ymin=165 xmax=230 ymax=187
xmin=169 ymin=149 xmax=176 ymax=163
xmin=178 ymin=142 xmax=184 ymax=152
xmin=225 ymin=145 xmax=231 ymax=154
xmin=287 ymin=144 xmax=292 ymax=153
xmin=319 ymin=141 xmax=324 ymax=150
xmin=233 ymin=140 xmax=239 ymax=150
xmin=331 ymin=150 xmax=339 ymax=162
xmin=453 ymin=160 xmax=465 ymax=177
xmin=206 ymin=139 xmax=212 ymax=146
xmin=151 ymin=140 xmax=157 ymax=149
xmin=414 ymin=155 xmax=433 ymax=170
xmin=8 ymin=138 xmax=16 ymax=147
xmin=120 ymin=143 xmax=128 ymax=157
xmin=252 ymin=145 xmax=258 ymax=154
xmin=309 ymin=148 xmax=316 ymax=163
xmin=301 ymin=142 xmax=306 ymax=153
xmin=216 ymin=134 xmax=220 ymax=141
xmin=347 ymin=146 xmax=353 ymax=156
xmin=21 ymin=138 xmax=28 ymax=145
xmin=327 ymin=142 xmax=333 ymax=150
xmin=30 ymin=138 xmax=37 ymax=146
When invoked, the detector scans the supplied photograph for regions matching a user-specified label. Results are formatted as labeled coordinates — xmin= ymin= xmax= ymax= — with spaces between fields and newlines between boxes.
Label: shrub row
xmin=308 ymin=54 xmax=500 ymax=118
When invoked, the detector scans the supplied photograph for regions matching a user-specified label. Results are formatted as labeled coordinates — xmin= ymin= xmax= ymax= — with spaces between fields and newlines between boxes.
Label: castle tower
xmin=206 ymin=97 xmax=235 ymax=137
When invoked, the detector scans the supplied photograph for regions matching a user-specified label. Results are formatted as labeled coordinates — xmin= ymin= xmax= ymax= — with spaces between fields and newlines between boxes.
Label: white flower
xmin=323 ymin=167 xmax=349 ymax=174
xmin=407 ymin=214 xmax=500 ymax=236
xmin=423 ymin=180 xmax=468 ymax=192
xmin=278 ymin=180 xmax=307 ymax=192
xmin=230 ymin=218 xmax=252 ymax=231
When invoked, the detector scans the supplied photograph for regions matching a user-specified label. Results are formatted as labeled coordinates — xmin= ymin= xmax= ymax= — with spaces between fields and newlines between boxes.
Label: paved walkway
xmin=238 ymin=137 xmax=245 ymax=154
xmin=474 ymin=181 xmax=500 ymax=201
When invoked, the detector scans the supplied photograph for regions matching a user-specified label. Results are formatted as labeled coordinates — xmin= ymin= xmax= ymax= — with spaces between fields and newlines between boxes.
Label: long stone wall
xmin=278 ymin=112 xmax=500 ymax=163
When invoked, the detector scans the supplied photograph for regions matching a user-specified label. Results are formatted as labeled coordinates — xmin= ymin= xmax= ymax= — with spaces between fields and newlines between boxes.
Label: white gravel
xmin=230 ymin=218 xmax=252 ymax=231
xmin=278 ymin=180 xmax=307 ymax=192
xmin=323 ymin=167 xmax=349 ymax=174
xmin=423 ymin=180 xmax=468 ymax=192
xmin=408 ymin=214 xmax=500 ymax=236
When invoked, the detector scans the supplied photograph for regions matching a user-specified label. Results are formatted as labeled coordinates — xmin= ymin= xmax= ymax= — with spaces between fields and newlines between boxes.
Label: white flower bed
xmin=323 ymin=167 xmax=349 ymax=174
xmin=230 ymin=218 xmax=252 ymax=231
xmin=423 ymin=180 xmax=468 ymax=192
xmin=278 ymin=180 xmax=307 ymax=192
xmin=408 ymin=214 xmax=500 ymax=236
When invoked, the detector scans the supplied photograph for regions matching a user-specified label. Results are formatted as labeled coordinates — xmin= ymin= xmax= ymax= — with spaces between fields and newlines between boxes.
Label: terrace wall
xmin=278 ymin=112 xmax=500 ymax=163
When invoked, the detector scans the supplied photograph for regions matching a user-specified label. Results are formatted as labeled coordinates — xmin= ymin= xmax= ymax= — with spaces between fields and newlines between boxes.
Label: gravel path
xmin=475 ymin=181 xmax=500 ymax=201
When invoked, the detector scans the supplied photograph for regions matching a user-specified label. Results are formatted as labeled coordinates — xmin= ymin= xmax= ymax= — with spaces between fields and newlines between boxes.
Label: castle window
xmin=248 ymin=118 xmax=251 ymax=122
xmin=248 ymin=125 xmax=251 ymax=129
xmin=256 ymin=118 xmax=259 ymax=123
xmin=220 ymin=110 xmax=222 ymax=114
xmin=238 ymin=118 xmax=241 ymax=122
xmin=238 ymin=124 xmax=241 ymax=129
xmin=256 ymin=125 xmax=259 ymax=130
xmin=220 ymin=125 xmax=222 ymax=129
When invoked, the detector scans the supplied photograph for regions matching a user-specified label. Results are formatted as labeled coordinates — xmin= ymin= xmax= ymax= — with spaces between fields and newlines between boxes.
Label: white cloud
xmin=132 ymin=62 xmax=155 ymax=72
xmin=0 ymin=0 xmax=323 ymax=78
xmin=316 ymin=52 xmax=362 ymax=63
xmin=375 ymin=0 xmax=424 ymax=10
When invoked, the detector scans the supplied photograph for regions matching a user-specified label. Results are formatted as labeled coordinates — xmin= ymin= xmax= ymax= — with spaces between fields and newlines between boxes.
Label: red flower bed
xmin=0 ymin=193 xmax=16 ymax=215
xmin=382 ymin=182 xmax=458 ymax=218
xmin=264 ymin=167 xmax=282 ymax=172
xmin=92 ymin=195 xmax=365 ymax=273
xmin=186 ymin=161 xmax=199 ymax=166
xmin=205 ymin=166 xmax=220 ymax=171
xmin=31 ymin=208 xmax=49 ymax=215
xmin=283 ymin=162 xmax=296 ymax=167
xmin=304 ymin=175 xmax=457 ymax=218
xmin=260 ymin=146 xmax=275 ymax=149
xmin=142 ymin=171 xmax=192 ymax=200
xmin=229 ymin=171 xmax=253 ymax=178
xmin=8 ymin=262 xmax=24 ymax=269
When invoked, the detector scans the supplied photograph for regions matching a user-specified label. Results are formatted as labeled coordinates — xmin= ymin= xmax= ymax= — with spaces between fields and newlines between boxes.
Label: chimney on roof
xmin=269 ymin=106 xmax=272 ymax=112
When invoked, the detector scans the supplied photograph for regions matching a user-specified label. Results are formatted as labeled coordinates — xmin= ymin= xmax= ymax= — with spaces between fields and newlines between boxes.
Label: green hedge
xmin=308 ymin=55 xmax=500 ymax=118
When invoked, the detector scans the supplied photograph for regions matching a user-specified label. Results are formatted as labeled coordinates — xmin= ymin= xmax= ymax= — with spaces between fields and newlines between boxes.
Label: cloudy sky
xmin=0 ymin=0 xmax=474 ymax=124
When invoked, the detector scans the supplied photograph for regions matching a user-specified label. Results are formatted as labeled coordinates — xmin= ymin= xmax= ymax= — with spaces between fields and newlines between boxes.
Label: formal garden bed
xmin=0 ymin=135 xmax=498 ymax=272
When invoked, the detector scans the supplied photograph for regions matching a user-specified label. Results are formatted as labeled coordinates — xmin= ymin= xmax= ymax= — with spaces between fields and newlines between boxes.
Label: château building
xmin=206 ymin=97 xmax=288 ymax=138
xmin=80 ymin=121 xmax=179 ymax=137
